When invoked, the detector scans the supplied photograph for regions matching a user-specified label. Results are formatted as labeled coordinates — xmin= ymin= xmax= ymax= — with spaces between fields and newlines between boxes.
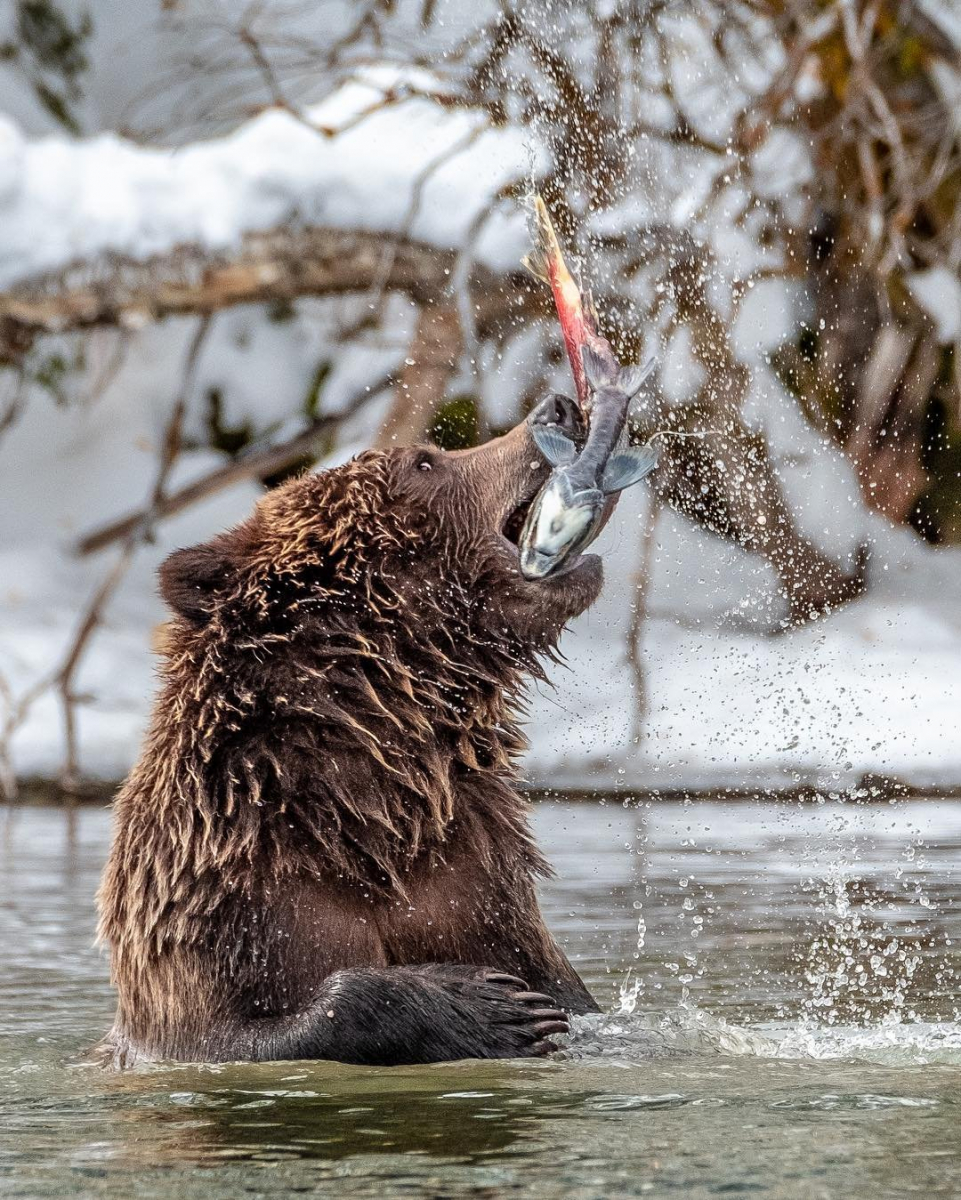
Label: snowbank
xmin=0 ymin=67 xmax=537 ymax=290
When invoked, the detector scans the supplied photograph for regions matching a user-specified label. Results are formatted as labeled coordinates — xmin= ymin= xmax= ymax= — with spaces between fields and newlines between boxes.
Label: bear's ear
xmin=158 ymin=538 xmax=237 ymax=624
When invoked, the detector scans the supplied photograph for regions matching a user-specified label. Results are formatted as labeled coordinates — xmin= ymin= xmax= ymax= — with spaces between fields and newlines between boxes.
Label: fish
xmin=522 ymin=195 xmax=612 ymax=411
xmin=519 ymin=345 xmax=658 ymax=580
xmin=518 ymin=196 xmax=659 ymax=580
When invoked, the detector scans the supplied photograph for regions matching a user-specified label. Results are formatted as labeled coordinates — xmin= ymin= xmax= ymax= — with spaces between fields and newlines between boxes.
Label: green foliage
xmin=33 ymin=79 xmax=78 ymax=131
xmin=430 ymin=395 xmax=480 ymax=450
xmin=29 ymin=344 xmax=84 ymax=406
xmin=302 ymin=361 xmax=332 ymax=422
xmin=17 ymin=0 xmax=90 ymax=75
xmin=264 ymin=360 xmax=335 ymax=487
xmin=266 ymin=299 xmax=296 ymax=323
xmin=189 ymin=359 xmax=334 ymax=486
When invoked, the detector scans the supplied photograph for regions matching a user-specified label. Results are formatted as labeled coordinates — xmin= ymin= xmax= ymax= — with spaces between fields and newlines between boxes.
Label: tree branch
xmin=74 ymin=383 xmax=379 ymax=557
xmin=0 ymin=226 xmax=548 ymax=362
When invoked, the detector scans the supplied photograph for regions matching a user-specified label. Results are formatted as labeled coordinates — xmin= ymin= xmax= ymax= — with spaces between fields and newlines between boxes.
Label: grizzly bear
xmin=97 ymin=396 xmax=605 ymax=1068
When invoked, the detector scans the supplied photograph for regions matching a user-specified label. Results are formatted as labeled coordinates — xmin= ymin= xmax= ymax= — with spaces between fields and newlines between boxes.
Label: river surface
xmin=2 ymin=797 xmax=961 ymax=1198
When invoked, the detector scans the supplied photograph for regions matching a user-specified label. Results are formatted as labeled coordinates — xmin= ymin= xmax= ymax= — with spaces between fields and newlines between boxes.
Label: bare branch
xmin=56 ymin=316 xmax=212 ymax=793
xmin=0 ymin=227 xmax=548 ymax=362
xmin=74 ymin=385 xmax=377 ymax=558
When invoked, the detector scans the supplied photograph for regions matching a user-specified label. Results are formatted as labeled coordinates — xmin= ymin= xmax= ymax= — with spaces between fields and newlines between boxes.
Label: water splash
xmin=568 ymin=1005 xmax=961 ymax=1067
xmin=794 ymin=859 xmax=925 ymax=1031
xmin=615 ymin=902 xmax=647 ymax=1015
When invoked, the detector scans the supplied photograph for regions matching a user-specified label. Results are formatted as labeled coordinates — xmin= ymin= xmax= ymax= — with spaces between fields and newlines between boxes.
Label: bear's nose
xmin=528 ymin=393 xmax=585 ymax=444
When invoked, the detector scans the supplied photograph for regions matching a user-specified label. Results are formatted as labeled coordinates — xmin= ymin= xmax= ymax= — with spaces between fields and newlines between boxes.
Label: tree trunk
xmin=374 ymin=304 xmax=463 ymax=449
xmin=651 ymin=247 xmax=867 ymax=624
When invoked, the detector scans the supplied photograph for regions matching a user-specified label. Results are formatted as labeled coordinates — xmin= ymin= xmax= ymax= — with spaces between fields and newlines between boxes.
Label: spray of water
xmin=615 ymin=901 xmax=647 ymax=1016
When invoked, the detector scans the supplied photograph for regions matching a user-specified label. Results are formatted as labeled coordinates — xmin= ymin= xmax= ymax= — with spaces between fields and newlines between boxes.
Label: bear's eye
xmin=417 ymin=456 xmax=434 ymax=472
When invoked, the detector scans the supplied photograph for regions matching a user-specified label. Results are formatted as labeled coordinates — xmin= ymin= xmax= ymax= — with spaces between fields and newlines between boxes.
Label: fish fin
xmin=583 ymin=285 xmax=601 ymax=333
xmin=615 ymin=354 xmax=657 ymax=400
xmin=531 ymin=423 xmax=578 ymax=467
xmin=601 ymin=443 xmax=659 ymax=494
xmin=581 ymin=344 xmax=617 ymax=391
xmin=521 ymin=250 xmax=550 ymax=285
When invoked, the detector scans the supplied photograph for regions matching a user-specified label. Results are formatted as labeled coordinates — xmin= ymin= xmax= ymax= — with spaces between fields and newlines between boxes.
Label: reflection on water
xmin=2 ymin=799 xmax=961 ymax=1197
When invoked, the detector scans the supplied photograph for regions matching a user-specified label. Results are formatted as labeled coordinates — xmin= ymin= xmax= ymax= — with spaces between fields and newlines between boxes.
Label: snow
xmin=907 ymin=268 xmax=961 ymax=344
xmin=0 ymin=68 xmax=539 ymax=290
xmin=524 ymin=487 xmax=961 ymax=793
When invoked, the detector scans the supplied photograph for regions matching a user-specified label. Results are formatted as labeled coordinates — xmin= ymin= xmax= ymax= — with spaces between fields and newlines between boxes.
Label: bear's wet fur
xmin=98 ymin=414 xmax=604 ymax=1067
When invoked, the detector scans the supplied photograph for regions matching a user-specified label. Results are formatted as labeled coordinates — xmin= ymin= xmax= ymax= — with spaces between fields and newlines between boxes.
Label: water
xmin=2 ymin=798 xmax=961 ymax=1198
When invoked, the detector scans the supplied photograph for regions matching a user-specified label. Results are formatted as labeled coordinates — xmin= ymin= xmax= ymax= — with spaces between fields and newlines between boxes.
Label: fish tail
xmin=523 ymin=195 xmax=562 ymax=285
xmin=521 ymin=248 xmax=551 ymax=285
xmin=615 ymin=353 xmax=657 ymax=400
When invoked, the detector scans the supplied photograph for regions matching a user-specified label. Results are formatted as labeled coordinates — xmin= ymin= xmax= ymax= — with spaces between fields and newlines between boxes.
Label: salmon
xmin=519 ymin=198 xmax=658 ymax=580
xmin=519 ymin=348 xmax=658 ymax=579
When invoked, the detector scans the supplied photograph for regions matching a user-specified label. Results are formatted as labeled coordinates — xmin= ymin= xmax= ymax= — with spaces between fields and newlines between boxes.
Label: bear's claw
xmin=473 ymin=972 xmax=571 ymax=1057
xmin=481 ymin=971 xmax=529 ymax=989
xmin=510 ymin=991 xmax=555 ymax=1005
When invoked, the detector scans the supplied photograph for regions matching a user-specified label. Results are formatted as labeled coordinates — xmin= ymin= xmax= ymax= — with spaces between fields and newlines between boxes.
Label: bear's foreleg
xmin=252 ymin=964 xmax=569 ymax=1065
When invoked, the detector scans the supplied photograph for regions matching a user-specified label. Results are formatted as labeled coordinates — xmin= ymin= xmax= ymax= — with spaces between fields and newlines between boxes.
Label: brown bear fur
xmin=97 ymin=414 xmax=604 ymax=1067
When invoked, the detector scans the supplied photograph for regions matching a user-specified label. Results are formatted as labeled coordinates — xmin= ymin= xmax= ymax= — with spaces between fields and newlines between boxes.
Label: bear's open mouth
xmin=501 ymin=494 xmax=534 ymax=549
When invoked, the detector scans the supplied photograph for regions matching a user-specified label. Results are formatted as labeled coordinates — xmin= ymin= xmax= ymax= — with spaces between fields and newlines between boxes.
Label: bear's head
xmin=159 ymin=407 xmax=604 ymax=670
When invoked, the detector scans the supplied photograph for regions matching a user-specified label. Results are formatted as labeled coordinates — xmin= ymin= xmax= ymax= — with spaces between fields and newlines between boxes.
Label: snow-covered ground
xmin=0 ymin=67 xmax=537 ymax=290
xmin=527 ymin=493 xmax=961 ymax=792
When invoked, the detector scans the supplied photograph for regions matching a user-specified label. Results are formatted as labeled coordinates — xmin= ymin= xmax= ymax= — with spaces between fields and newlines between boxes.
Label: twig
xmin=84 ymin=329 xmax=132 ymax=407
xmin=74 ymin=383 xmax=375 ymax=557
xmin=237 ymin=10 xmax=293 ymax=113
xmin=56 ymin=316 xmax=212 ymax=793
xmin=627 ymin=491 xmax=661 ymax=743
xmin=56 ymin=545 xmax=138 ymax=796
xmin=0 ymin=667 xmax=56 ymax=801
xmin=366 ymin=122 xmax=487 ymax=321
xmin=0 ymin=366 xmax=26 ymax=442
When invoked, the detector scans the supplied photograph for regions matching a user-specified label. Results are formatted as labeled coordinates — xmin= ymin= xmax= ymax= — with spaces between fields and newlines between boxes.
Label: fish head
xmin=528 ymin=391 xmax=587 ymax=445
xmin=518 ymin=474 xmax=605 ymax=580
